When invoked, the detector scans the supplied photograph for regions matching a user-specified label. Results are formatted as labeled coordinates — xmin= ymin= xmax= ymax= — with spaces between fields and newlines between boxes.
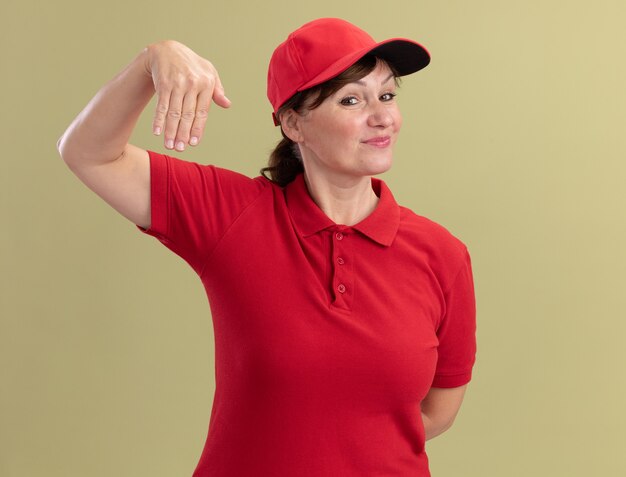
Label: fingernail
xmin=190 ymin=137 xmax=198 ymax=146
xmin=166 ymin=139 xmax=174 ymax=149
xmin=176 ymin=141 xmax=185 ymax=151
xmin=154 ymin=127 xmax=161 ymax=135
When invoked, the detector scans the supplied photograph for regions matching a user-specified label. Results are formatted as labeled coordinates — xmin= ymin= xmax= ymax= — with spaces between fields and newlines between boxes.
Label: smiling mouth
xmin=363 ymin=136 xmax=391 ymax=148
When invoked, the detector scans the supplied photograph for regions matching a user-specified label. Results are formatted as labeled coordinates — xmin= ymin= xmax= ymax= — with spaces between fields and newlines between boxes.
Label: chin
xmin=361 ymin=156 xmax=393 ymax=176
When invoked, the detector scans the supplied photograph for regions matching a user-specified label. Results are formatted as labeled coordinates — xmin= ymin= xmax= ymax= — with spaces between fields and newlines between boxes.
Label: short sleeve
xmin=137 ymin=150 xmax=267 ymax=275
xmin=431 ymin=248 xmax=477 ymax=388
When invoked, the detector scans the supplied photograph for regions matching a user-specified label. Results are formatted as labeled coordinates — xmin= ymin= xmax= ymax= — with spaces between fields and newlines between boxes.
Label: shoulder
xmin=399 ymin=206 xmax=467 ymax=250
xmin=396 ymin=206 xmax=470 ymax=278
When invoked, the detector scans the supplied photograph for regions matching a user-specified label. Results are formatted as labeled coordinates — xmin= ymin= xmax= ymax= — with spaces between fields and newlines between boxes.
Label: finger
xmin=163 ymin=88 xmax=185 ymax=150
xmin=152 ymin=87 xmax=171 ymax=137
xmin=212 ymin=74 xmax=231 ymax=109
xmin=189 ymin=88 xmax=212 ymax=146
xmin=174 ymin=91 xmax=199 ymax=150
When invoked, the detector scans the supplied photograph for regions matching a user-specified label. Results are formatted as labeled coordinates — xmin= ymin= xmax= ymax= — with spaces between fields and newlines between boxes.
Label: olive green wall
xmin=2 ymin=0 xmax=625 ymax=475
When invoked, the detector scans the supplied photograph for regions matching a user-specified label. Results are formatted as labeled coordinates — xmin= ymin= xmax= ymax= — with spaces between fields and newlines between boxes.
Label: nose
xmin=366 ymin=101 xmax=395 ymax=128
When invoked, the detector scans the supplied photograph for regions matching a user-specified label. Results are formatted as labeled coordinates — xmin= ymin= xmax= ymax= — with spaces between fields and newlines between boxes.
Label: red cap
xmin=267 ymin=18 xmax=430 ymax=125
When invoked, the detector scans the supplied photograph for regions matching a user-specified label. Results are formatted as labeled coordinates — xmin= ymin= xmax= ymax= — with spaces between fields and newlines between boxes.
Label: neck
xmin=303 ymin=172 xmax=379 ymax=226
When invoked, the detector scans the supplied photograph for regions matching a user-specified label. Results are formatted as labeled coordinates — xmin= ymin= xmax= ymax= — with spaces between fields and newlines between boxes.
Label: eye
xmin=340 ymin=96 xmax=359 ymax=106
xmin=380 ymin=92 xmax=397 ymax=102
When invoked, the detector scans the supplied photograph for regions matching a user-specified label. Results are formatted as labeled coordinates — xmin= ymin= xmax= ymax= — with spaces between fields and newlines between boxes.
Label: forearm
xmin=57 ymin=47 xmax=154 ymax=167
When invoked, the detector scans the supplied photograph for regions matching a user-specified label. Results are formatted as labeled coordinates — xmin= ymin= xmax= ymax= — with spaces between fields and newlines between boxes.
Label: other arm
xmin=421 ymin=384 xmax=468 ymax=441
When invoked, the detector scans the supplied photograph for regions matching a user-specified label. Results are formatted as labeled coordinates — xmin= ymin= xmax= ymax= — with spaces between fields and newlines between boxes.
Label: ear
xmin=279 ymin=109 xmax=305 ymax=143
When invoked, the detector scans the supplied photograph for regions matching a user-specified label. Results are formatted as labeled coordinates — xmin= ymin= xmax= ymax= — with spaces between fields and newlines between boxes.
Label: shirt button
xmin=335 ymin=232 xmax=344 ymax=241
xmin=337 ymin=257 xmax=345 ymax=265
xmin=337 ymin=284 xmax=346 ymax=294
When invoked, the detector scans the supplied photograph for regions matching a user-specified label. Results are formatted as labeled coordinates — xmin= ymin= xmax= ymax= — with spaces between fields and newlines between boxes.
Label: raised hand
xmin=145 ymin=40 xmax=231 ymax=152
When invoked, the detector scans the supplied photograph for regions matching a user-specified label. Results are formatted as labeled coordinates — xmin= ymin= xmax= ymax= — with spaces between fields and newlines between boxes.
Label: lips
xmin=363 ymin=136 xmax=391 ymax=147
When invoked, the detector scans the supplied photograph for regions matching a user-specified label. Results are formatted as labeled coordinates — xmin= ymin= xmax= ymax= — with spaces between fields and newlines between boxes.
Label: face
xmin=286 ymin=62 xmax=402 ymax=182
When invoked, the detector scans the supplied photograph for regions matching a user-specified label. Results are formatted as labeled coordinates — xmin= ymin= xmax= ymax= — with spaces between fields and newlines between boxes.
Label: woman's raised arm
xmin=56 ymin=41 xmax=230 ymax=229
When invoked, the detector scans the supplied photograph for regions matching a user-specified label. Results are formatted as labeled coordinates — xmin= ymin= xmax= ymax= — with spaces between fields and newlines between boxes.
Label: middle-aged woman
xmin=58 ymin=17 xmax=477 ymax=477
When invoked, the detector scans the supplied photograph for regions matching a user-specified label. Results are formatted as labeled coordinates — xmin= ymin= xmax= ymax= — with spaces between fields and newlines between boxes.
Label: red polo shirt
xmin=139 ymin=151 xmax=476 ymax=477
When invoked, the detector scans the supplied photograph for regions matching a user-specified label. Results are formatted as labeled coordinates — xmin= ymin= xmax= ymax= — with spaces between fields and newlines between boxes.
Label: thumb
xmin=213 ymin=77 xmax=231 ymax=108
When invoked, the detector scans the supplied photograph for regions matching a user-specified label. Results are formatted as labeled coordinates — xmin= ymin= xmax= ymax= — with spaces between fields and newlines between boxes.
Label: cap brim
xmin=297 ymin=38 xmax=430 ymax=93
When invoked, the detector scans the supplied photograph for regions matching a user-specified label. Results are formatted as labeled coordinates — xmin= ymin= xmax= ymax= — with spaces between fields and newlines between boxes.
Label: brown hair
xmin=260 ymin=55 xmax=400 ymax=187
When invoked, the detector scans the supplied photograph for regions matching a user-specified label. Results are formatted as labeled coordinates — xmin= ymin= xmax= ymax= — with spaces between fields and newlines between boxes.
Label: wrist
xmin=140 ymin=44 xmax=155 ymax=78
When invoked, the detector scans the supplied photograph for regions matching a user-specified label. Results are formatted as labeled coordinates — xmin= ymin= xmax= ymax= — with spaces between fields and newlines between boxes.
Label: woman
xmin=58 ymin=17 xmax=476 ymax=477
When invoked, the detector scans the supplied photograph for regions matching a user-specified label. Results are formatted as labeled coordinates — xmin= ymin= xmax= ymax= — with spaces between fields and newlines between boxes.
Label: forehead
xmin=317 ymin=62 xmax=395 ymax=97
xmin=343 ymin=61 xmax=396 ymax=87
xmin=351 ymin=71 xmax=396 ymax=89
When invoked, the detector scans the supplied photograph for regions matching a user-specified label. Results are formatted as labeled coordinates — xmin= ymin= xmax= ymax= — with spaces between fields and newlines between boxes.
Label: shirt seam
xmin=443 ymin=245 xmax=470 ymax=297
xmin=197 ymin=178 xmax=270 ymax=278
xmin=437 ymin=245 xmax=471 ymax=329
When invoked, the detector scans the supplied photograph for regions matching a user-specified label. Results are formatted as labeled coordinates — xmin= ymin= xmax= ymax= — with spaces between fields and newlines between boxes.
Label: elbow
xmin=56 ymin=132 xmax=125 ymax=168
xmin=421 ymin=411 xmax=460 ymax=441
xmin=56 ymin=133 xmax=73 ymax=165
xmin=435 ymin=415 xmax=457 ymax=437
xmin=439 ymin=415 xmax=457 ymax=435
xmin=56 ymin=132 xmax=88 ymax=170
xmin=421 ymin=384 xmax=468 ymax=440
xmin=56 ymin=134 xmax=65 ymax=158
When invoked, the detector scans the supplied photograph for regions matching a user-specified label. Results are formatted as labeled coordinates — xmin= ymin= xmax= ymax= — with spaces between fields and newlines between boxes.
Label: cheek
xmin=321 ymin=122 xmax=360 ymax=152
xmin=392 ymin=108 xmax=403 ymax=133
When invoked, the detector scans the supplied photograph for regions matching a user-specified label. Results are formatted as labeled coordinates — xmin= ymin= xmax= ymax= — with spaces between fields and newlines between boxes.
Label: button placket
xmin=330 ymin=228 xmax=353 ymax=310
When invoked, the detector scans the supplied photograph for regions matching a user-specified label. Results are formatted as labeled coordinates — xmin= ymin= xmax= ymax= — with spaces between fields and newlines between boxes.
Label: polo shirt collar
xmin=284 ymin=173 xmax=400 ymax=247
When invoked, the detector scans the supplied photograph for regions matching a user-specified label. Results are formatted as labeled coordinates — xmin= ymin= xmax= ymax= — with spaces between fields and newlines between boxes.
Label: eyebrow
xmin=353 ymin=73 xmax=395 ymax=87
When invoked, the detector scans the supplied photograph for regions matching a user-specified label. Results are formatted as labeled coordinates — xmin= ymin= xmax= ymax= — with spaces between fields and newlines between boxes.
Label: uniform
xmin=138 ymin=150 xmax=477 ymax=476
